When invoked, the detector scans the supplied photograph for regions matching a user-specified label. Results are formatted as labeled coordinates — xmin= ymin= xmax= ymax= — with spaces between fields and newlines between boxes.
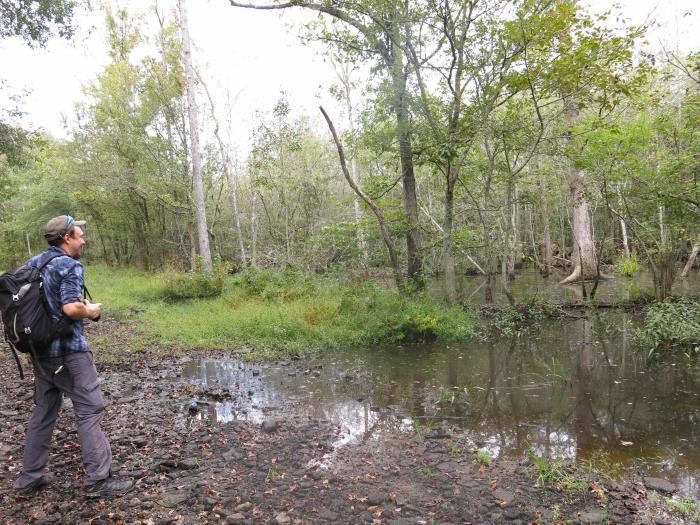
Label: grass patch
xmin=86 ymin=265 xmax=479 ymax=357
xmin=637 ymin=297 xmax=700 ymax=357
xmin=666 ymin=496 xmax=700 ymax=522
xmin=527 ymin=445 xmax=587 ymax=491
xmin=473 ymin=449 xmax=493 ymax=467
xmin=617 ymin=255 xmax=640 ymax=277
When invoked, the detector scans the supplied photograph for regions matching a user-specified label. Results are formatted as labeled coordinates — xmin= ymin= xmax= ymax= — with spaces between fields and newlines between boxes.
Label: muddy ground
xmin=0 ymin=319 xmax=690 ymax=524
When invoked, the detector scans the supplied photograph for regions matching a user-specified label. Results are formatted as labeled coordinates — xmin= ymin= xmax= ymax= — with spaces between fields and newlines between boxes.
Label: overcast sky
xmin=0 ymin=0 xmax=698 ymax=155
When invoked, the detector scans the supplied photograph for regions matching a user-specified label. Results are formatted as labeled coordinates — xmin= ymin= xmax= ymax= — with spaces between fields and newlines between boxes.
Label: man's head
xmin=44 ymin=215 xmax=87 ymax=259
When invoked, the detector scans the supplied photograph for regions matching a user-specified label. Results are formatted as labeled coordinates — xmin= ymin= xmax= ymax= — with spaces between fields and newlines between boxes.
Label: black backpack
xmin=0 ymin=253 xmax=71 ymax=378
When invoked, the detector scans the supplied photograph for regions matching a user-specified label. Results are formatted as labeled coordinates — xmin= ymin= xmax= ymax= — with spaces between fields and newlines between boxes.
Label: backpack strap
xmin=34 ymin=252 xmax=69 ymax=272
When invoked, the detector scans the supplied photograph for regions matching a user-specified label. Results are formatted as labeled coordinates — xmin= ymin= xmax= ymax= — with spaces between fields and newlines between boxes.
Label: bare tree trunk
xmin=681 ymin=244 xmax=700 ymax=278
xmin=561 ymin=101 xmax=598 ymax=284
xmin=332 ymin=61 xmax=368 ymax=264
xmin=507 ymin=182 xmax=517 ymax=279
xmin=179 ymin=0 xmax=212 ymax=273
xmin=199 ymin=79 xmax=248 ymax=266
xmin=539 ymin=175 xmax=552 ymax=276
xmin=390 ymin=45 xmax=422 ymax=286
xmin=321 ymin=107 xmax=405 ymax=293
xmin=250 ymin=184 xmax=258 ymax=267
xmin=443 ymin=180 xmax=457 ymax=303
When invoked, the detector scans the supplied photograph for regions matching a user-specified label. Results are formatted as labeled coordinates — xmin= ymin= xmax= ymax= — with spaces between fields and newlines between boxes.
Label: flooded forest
xmin=1 ymin=0 xmax=699 ymax=523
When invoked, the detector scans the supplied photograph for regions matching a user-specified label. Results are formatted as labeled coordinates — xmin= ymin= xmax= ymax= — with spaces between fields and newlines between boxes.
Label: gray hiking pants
xmin=14 ymin=351 xmax=112 ymax=489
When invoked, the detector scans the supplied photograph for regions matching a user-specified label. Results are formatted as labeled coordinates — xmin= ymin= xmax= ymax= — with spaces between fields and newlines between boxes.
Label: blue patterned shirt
xmin=27 ymin=246 xmax=89 ymax=356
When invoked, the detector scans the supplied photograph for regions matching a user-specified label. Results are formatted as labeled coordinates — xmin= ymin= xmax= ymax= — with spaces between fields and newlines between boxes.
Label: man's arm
xmin=63 ymin=300 xmax=101 ymax=321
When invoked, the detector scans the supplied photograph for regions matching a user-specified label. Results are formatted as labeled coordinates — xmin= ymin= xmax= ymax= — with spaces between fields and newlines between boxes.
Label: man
xmin=13 ymin=215 xmax=133 ymax=498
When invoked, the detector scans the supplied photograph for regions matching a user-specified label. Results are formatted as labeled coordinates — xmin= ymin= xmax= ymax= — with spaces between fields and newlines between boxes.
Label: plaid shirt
xmin=27 ymin=247 xmax=89 ymax=356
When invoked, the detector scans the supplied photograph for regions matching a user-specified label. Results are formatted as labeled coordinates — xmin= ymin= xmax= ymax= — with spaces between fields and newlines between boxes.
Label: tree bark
xmin=178 ymin=0 xmax=213 ymax=273
xmin=681 ymin=244 xmax=700 ymax=278
xmin=321 ymin=106 xmax=405 ymax=293
xmin=393 ymin=68 xmax=423 ymax=285
xmin=539 ymin=174 xmax=553 ymax=275
xmin=200 ymin=78 xmax=248 ymax=267
xmin=333 ymin=61 xmax=368 ymax=264
xmin=443 ymin=180 xmax=457 ymax=304
xmin=560 ymin=100 xmax=598 ymax=284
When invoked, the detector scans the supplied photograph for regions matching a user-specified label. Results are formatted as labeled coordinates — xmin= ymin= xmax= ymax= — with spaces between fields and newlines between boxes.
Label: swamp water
xmin=181 ymin=272 xmax=700 ymax=497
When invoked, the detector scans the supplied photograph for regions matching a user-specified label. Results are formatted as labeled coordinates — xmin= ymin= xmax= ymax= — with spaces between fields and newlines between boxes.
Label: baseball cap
xmin=44 ymin=215 xmax=87 ymax=242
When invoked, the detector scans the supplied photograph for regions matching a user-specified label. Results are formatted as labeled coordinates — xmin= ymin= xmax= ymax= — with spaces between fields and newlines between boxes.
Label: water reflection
xmin=181 ymin=312 xmax=700 ymax=497
xmin=428 ymin=269 xmax=700 ymax=305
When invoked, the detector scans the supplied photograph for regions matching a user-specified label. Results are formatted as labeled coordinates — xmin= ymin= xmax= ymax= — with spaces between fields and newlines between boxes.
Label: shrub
xmin=617 ymin=254 xmax=640 ymax=277
xmin=162 ymin=269 xmax=225 ymax=300
xmin=638 ymin=297 xmax=700 ymax=356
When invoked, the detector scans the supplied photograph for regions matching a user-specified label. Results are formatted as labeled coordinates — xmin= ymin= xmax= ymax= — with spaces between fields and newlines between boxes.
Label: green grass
xmin=526 ymin=444 xmax=587 ymax=491
xmin=666 ymin=496 xmax=700 ymax=522
xmin=637 ymin=297 xmax=700 ymax=357
xmin=473 ymin=449 xmax=493 ymax=467
xmin=86 ymin=265 xmax=479 ymax=357
xmin=617 ymin=255 xmax=640 ymax=277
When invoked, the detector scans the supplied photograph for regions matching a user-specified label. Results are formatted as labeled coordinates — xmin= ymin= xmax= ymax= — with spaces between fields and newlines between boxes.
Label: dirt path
xmin=0 ymin=320 xmax=688 ymax=524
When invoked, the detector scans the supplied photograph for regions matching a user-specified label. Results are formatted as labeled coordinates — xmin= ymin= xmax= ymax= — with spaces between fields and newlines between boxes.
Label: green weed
xmin=86 ymin=265 xmax=480 ymax=357
xmin=666 ymin=496 xmax=700 ymax=522
xmin=473 ymin=449 xmax=493 ymax=467
xmin=637 ymin=297 xmax=700 ymax=357
xmin=527 ymin=445 xmax=586 ymax=490
xmin=617 ymin=255 xmax=640 ymax=277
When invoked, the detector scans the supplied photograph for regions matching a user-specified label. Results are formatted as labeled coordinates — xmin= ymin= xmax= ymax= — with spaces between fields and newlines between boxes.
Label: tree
xmin=178 ymin=0 xmax=213 ymax=272
xmin=0 ymin=0 xmax=78 ymax=46
xmin=228 ymin=0 xmax=425 ymax=287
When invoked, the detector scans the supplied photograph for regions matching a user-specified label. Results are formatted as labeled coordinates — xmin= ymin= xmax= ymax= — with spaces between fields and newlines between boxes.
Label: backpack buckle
xmin=12 ymin=294 xmax=19 ymax=302
xmin=24 ymin=327 xmax=31 ymax=335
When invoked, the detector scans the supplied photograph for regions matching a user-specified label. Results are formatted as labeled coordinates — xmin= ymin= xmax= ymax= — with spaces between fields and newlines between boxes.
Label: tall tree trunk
xmin=507 ymin=181 xmax=517 ymax=279
xmin=390 ymin=43 xmax=422 ymax=286
xmin=561 ymin=100 xmax=598 ymax=284
xmin=321 ymin=107 xmax=405 ymax=293
xmin=539 ymin=174 xmax=552 ymax=276
xmin=333 ymin=61 xmax=368 ymax=264
xmin=250 ymin=184 xmax=258 ymax=267
xmin=199 ymin=78 xmax=248 ymax=267
xmin=443 ymin=178 xmax=457 ymax=304
xmin=179 ymin=0 xmax=212 ymax=273
xmin=681 ymin=244 xmax=700 ymax=278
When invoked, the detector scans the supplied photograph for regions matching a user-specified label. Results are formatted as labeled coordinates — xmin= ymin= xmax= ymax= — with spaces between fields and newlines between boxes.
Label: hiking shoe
xmin=14 ymin=473 xmax=55 ymax=497
xmin=83 ymin=476 xmax=134 ymax=498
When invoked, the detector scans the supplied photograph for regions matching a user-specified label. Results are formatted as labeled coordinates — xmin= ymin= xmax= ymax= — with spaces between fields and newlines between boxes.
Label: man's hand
xmin=63 ymin=300 xmax=102 ymax=321
xmin=84 ymin=299 xmax=102 ymax=321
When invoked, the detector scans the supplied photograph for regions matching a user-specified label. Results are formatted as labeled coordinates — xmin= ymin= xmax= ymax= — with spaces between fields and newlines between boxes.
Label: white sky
xmin=0 ymin=0 xmax=698 ymax=155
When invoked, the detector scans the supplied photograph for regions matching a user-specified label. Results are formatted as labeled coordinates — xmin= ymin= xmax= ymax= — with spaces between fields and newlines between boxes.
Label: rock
xmin=318 ymin=509 xmax=339 ymax=521
xmin=492 ymin=489 xmax=515 ymax=506
xmin=436 ymin=461 xmax=457 ymax=473
xmin=575 ymin=509 xmax=608 ymax=524
xmin=503 ymin=507 xmax=522 ymax=521
xmin=226 ymin=513 xmax=246 ymax=525
xmin=261 ymin=420 xmax=280 ymax=433
xmin=366 ymin=491 xmax=384 ymax=505
xmin=157 ymin=491 xmax=191 ymax=508
xmin=425 ymin=427 xmax=450 ymax=439
xmin=274 ymin=512 xmax=291 ymax=524
xmin=643 ymin=477 xmax=677 ymax=494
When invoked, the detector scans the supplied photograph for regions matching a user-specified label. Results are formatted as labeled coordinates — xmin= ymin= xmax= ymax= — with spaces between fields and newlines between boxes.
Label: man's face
xmin=63 ymin=226 xmax=86 ymax=259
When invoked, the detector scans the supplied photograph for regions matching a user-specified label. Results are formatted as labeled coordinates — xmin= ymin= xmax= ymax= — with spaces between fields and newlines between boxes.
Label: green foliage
xmin=473 ymin=450 xmax=493 ymax=467
xmin=161 ymin=269 xmax=225 ymax=301
xmin=88 ymin=266 xmax=479 ymax=357
xmin=665 ymin=496 xmax=700 ymax=523
xmin=617 ymin=255 xmax=639 ymax=277
xmin=0 ymin=0 xmax=77 ymax=46
xmin=637 ymin=298 xmax=700 ymax=356
xmin=527 ymin=445 xmax=586 ymax=490
xmin=483 ymin=303 xmax=565 ymax=336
